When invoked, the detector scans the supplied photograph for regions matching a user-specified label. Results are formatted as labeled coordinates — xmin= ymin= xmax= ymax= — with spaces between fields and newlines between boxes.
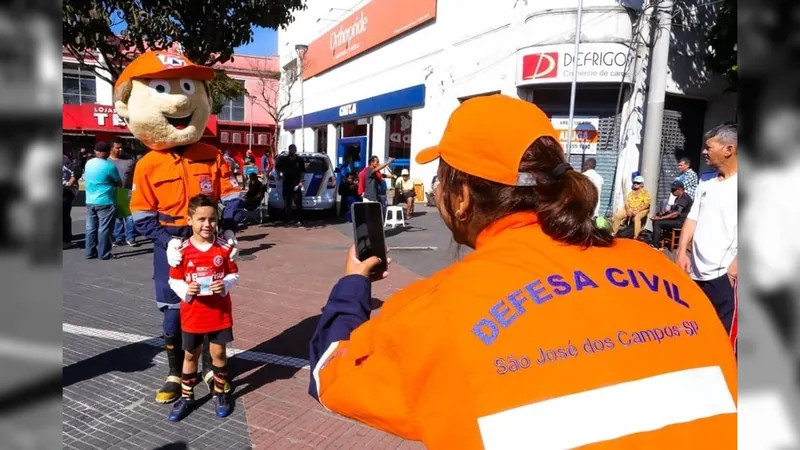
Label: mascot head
xmin=114 ymin=51 xmax=214 ymax=150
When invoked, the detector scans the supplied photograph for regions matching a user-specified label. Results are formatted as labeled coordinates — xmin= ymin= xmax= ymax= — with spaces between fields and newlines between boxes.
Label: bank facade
xmin=279 ymin=0 xmax=736 ymax=216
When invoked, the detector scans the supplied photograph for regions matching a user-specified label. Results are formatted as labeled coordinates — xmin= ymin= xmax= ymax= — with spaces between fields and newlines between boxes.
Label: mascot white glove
xmin=223 ymin=229 xmax=239 ymax=261
xmin=166 ymin=238 xmax=184 ymax=267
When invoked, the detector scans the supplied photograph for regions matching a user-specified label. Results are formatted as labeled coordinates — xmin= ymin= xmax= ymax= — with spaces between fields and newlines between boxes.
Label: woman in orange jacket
xmin=309 ymin=95 xmax=737 ymax=449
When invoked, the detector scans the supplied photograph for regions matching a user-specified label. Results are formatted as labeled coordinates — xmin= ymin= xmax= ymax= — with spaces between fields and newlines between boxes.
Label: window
xmin=283 ymin=59 xmax=298 ymax=84
xmin=220 ymin=131 xmax=230 ymax=143
xmin=63 ymin=63 xmax=96 ymax=105
xmin=232 ymin=132 xmax=242 ymax=144
xmin=386 ymin=111 xmax=412 ymax=175
xmin=218 ymin=79 xmax=246 ymax=122
xmin=257 ymin=134 xmax=269 ymax=145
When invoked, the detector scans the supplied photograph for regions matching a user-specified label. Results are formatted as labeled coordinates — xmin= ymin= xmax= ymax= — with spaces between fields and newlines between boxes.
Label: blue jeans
xmin=113 ymin=215 xmax=135 ymax=242
xmin=85 ymin=204 xmax=116 ymax=259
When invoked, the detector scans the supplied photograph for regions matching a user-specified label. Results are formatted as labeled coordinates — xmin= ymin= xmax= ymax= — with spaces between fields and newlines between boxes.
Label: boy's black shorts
xmin=182 ymin=327 xmax=234 ymax=351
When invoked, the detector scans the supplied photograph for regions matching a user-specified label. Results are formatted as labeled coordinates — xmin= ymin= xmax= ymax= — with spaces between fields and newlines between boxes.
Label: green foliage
xmin=63 ymin=0 xmax=305 ymax=106
xmin=209 ymin=69 xmax=248 ymax=115
xmin=704 ymin=0 xmax=737 ymax=91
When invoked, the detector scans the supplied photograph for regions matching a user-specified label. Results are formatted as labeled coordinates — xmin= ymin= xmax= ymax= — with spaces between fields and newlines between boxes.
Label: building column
xmin=327 ymin=124 xmax=338 ymax=162
xmin=371 ymin=114 xmax=388 ymax=160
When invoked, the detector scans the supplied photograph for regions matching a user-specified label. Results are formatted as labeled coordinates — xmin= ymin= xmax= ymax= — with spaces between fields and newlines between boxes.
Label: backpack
xmin=358 ymin=167 xmax=367 ymax=196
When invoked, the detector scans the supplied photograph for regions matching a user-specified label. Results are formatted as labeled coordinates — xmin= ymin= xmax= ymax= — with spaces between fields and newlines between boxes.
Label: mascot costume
xmin=114 ymin=51 xmax=243 ymax=403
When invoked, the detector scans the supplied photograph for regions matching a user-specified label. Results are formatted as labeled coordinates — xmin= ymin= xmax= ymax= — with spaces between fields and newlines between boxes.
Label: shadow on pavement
xmin=238 ymin=242 xmax=275 ymax=257
xmin=232 ymin=315 xmax=321 ymax=400
xmin=237 ymin=233 xmax=269 ymax=242
xmin=62 ymin=341 xmax=162 ymax=389
xmin=113 ymin=247 xmax=154 ymax=259
xmin=153 ymin=442 xmax=189 ymax=450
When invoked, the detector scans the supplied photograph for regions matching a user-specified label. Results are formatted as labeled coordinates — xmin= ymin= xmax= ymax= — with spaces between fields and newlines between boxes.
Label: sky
xmin=109 ymin=21 xmax=279 ymax=57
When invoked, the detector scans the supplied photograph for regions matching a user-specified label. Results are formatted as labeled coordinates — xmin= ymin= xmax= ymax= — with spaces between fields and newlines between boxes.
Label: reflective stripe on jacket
xmin=309 ymin=212 xmax=737 ymax=450
xmin=130 ymin=143 xmax=242 ymax=248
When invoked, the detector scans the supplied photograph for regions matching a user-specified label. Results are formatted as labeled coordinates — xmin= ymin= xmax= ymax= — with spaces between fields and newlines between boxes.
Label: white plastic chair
xmin=385 ymin=205 xmax=405 ymax=228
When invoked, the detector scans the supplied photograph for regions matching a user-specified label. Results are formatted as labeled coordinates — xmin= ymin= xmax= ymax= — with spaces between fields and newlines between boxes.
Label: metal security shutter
xmin=529 ymin=86 xmax=623 ymax=218
xmin=657 ymin=110 xmax=684 ymax=205
xmin=656 ymin=96 xmax=707 ymax=206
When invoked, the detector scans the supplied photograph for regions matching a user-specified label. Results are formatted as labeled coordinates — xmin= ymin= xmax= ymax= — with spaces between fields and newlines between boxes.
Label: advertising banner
xmin=63 ymin=103 xmax=217 ymax=136
xmin=517 ymin=43 xmax=634 ymax=86
xmin=302 ymin=0 xmax=437 ymax=79
xmin=550 ymin=116 xmax=600 ymax=155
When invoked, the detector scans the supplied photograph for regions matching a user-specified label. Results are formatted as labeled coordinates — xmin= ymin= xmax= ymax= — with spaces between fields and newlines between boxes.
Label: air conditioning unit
xmin=232 ymin=133 xmax=242 ymax=144
xmin=257 ymin=134 xmax=268 ymax=145
xmin=220 ymin=131 xmax=230 ymax=143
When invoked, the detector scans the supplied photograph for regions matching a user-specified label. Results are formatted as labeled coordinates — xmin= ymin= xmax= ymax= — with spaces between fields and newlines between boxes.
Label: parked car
xmin=267 ymin=152 xmax=338 ymax=217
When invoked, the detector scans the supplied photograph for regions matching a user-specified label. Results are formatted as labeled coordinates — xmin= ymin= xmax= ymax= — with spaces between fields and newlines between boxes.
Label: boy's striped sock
xmin=181 ymin=372 xmax=197 ymax=399
xmin=212 ymin=365 xmax=228 ymax=395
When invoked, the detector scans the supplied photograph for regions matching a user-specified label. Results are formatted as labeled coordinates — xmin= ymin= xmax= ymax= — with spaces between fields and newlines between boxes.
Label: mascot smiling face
xmin=114 ymin=52 xmax=214 ymax=150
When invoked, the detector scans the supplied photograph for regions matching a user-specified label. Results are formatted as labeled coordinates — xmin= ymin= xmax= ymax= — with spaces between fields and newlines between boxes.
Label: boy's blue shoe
xmin=214 ymin=393 xmax=233 ymax=418
xmin=168 ymin=397 xmax=193 ymax=422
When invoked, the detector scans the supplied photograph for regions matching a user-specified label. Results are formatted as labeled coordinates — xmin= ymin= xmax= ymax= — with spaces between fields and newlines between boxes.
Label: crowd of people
xmin=60 ymin=53 xmax=738 ymax=445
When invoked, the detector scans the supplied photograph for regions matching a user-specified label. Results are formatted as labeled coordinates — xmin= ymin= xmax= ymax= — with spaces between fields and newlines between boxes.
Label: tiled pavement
xmin=63 ymin=206 xmax=456 ymax=449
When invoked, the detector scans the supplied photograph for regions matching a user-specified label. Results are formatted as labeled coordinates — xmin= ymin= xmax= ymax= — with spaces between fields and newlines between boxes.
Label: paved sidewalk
xmin=63 ymin=208 xmax=443 ymax=449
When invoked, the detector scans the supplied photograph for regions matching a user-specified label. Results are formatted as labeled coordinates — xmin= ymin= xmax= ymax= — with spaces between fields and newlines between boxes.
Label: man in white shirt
xmin=677 ymin=123 xmax=738 ymax=340
xmin=582 ymin=158 xmax=604 ymax=217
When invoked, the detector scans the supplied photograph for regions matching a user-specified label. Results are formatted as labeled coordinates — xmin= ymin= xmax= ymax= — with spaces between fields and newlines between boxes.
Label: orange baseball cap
xmin=114 ymin=51 xmax=215 ymax=91
xmin=415 ymin=95 xmax=559 ymax=186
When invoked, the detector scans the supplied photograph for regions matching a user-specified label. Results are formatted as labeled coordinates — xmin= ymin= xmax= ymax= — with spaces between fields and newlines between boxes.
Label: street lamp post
xmin=247 ymin=94 xmax=256 ymax=152
xmin=295 ymin=44 xmax=309 ymax=152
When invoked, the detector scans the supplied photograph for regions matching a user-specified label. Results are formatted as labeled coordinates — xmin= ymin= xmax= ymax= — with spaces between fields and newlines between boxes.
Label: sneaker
xmin=112 ymin=240 xmax=125 ymax=247
xmin=126 ymin=240 xmax=138 ymax=247
xmin=167 ymin=397 xmax=194 ymax=422
xmin=214 ymin=393 xmax=233 ymax=418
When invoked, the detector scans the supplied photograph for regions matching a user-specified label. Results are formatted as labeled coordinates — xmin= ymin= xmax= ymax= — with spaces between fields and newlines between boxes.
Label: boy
xmin=167 ymin=194 xmax=239 ymax=421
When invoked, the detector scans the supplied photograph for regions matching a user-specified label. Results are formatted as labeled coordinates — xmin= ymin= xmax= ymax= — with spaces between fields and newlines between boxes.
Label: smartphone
xmin=351 ymin=201 xmax=388 ymax=275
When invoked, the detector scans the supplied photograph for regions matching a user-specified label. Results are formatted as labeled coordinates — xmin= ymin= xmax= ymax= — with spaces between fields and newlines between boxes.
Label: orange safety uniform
xmin=131 ymin=143 xmax=242 ymax=309
xmin=308 ymin=95 xmax=737 ymax=449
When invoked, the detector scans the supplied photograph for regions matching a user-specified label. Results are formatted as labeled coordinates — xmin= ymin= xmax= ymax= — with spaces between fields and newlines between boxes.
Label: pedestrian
xmin=611 ymin=175 xmax=651 ymax=239
xmin=677 ymin=123 xmax=738 ymax=340
xmin=308 ymin=95 xmax=737 ymax=449
xmin=581 ymin=157 xmax=603 ymax=217
xmin=63 ymin=149 xmax=82 ymax=248
xmin=78 ymin=146 xmax=92 ymax=173
xmin=650 ymin=180 xmax=693 ymax=248
xmin=166 ymin=194 xmax=239 ymax=421
xmin=83 ymin=141 xmax=121 ymax=260
xmin=223 ymin=150 xmax=240 ymax=183
xmin=394 ymin=168 xmax=416 ymax=218
xmin=676 ymin=157 xmax=699 ymax=198
xmin=108 ymin=137 xmax=138 ymax=247
xmin=338 ymin=172 xmax=361 ymax=221
xmin=363 ymin=155 xmax=395 ymax=217
xmin=276 ymin=144 xmax=305 ymax=224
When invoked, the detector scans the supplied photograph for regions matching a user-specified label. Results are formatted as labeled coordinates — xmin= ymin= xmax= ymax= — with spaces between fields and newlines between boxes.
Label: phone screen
xmin=351 ymin=202 xmax=388 ymax=275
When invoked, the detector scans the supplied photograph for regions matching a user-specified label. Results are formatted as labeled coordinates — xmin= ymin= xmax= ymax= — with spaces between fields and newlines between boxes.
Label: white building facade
xmin=278 ymin=0 xmax=736 ymax=216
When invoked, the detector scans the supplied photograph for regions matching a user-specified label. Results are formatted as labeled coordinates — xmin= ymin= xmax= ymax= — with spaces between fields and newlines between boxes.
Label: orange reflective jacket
xmin=312 ymin=212 xmax=737 ymax=449
xmin=131 ymin=143 xmax=240 ymax=231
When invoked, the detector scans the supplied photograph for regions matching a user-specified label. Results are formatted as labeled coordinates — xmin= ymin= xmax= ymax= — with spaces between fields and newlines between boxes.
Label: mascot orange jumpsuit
xmin=114 ymin=51 xmax=243 ymax=403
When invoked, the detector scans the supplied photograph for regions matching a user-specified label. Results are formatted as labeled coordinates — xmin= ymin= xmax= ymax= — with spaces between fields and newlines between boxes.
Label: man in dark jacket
xmin=651 ymin=180 xmax=693 ymax=248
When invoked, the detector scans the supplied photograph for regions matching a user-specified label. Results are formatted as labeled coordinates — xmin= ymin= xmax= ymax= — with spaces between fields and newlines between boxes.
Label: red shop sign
xmin=63 ymin=103 xmax=217 ymax=136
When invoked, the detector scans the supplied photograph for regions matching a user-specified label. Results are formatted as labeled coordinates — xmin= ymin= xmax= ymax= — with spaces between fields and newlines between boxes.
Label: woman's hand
xmin=345 ymin=245 xmax=391 ymax=281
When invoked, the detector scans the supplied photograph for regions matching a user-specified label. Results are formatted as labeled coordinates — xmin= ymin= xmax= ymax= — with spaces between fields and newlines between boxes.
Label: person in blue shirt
xmin=83 ymin=141 xmax=121 ymax=260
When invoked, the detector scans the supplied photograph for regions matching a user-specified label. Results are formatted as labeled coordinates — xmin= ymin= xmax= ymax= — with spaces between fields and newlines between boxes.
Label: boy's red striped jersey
xmin=169 ymin=239 xmax=238 ymax=333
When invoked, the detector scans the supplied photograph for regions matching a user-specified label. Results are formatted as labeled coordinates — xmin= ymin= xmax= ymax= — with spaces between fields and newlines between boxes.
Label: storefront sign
xmin=62 ymin=103 xmax=218 ymax=136
xmin=302 ymin=0 xmax=437 ymax=79
xmin=339 ymin=103 xmax=357 ymax=117
xmin=516 ymin=43 xmax=634 ymax=86
xmin=550 ymin=116 xmax=600 ymax=155
xmin=284 ymin=84 xmax=425 ymax=130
